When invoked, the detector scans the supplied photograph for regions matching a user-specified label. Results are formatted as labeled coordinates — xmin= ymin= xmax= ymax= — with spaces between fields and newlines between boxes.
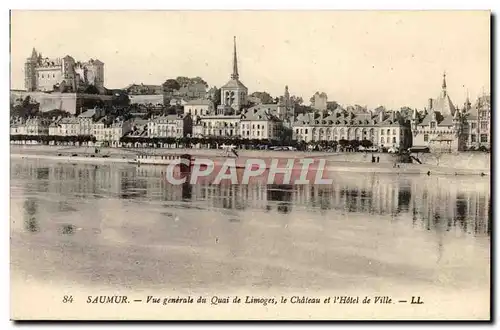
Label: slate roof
xmin=429 ymin=89 xmax=457 ymax=117
xmin=221 ymin=78 xmax=247 ymax=90
xmin=240 ymin=105 xmax=281 ymax=122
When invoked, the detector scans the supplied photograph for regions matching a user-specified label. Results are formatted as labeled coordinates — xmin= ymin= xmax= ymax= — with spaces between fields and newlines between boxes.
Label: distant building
xmin=93 ymin=117 xmax=132 ymax=147
xmin=469 ymin=94 xmax=491 ymax=148
xmin=147 ymin=114 xmax=193 ymax=138
xmin=410 ymin=73 xmax=466 ymax=152
xmin=169 ymin=98 xmax=189 ymax=107
xmin=192 ymin=114 xmax=241 ymax=138
xmin=125 ymin=83 xmax=162 ymax=95
xmin=24 ymin=48 xmax=104 ymax=93
xmin=293 ymin=107 xmax=410 ymax=149
xmin=312 ymin=92 xmax=328 ymax=111
xmin=184 ymin=99 xmax=214 ymax=116
xmin=240 ymin=106 xmax=283 ymax=140
xmin=129 ymin=94 xmax=165 ymax=106
xmin=10 ymin=117 xmax=50 ymax=136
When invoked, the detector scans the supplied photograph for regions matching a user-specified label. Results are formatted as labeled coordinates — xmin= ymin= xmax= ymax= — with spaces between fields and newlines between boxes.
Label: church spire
xmin=231 ymin=36 xmax=239 ymax=80
xmin=442 ymin=71 xmax=447 ymax=96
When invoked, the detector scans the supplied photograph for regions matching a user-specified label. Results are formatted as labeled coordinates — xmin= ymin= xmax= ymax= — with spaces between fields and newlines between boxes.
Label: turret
xmin=379 ymin=109 xmax=384 ymax=122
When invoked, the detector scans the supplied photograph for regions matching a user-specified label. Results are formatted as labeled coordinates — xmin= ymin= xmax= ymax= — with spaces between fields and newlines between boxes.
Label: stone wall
xmin=129 ymin=94 xmax=165 ymax=106
xmin=327 ymin=151 xmax=490 ymax=171
xmin=419 ymin=152 xmax=490 ymax=171
xmin=10 ymin=91 xmax=113 ymax=115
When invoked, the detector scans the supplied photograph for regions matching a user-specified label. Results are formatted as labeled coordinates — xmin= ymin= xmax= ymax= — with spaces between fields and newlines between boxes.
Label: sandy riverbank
xmin=10 ymin=145 xmax=488 ymax=176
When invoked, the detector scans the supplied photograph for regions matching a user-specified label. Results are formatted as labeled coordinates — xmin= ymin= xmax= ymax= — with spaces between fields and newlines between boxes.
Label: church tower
xmin=220 ymin=36 xmax=248 ymax=112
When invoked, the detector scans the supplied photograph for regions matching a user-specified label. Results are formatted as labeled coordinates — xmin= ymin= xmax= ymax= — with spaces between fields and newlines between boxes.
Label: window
xmin=386 ymin=129 xmax=390 ymax=135
xmin=471 ymin=123 xmax=477 ymax=129
xmin=381 ymin=130 xmax=384 ymax=135
xmin=471 ymin=134 xmax=476 ymax=142
xmin=480 ymin=134 xmax=488 ymax=143
xmin=381 ymin=137 xmax=385 ymax=144
xmin=481 ymin=122 xmax=488 ymax=130
xmin=392 ymin=137 xmax=396 ymax=143
xmin=392 ymin=129 xmax=396 ymax=135
xmin=424 ymin=134 xmax=429 ymax=142
xmin=430 ymin=122 xmax=436 ymax=129
xmin=305 ymin=129 xmax=308 ymax=134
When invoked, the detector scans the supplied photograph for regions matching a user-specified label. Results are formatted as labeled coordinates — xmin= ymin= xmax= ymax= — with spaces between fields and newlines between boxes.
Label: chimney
xmin=428 ymin=98 xmax=433 ymax=110
xmin=379 ymin=110 xmax=384 ymax=122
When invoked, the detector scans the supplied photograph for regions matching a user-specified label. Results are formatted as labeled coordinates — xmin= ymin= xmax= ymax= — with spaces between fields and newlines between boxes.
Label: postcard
xmin=9 ymin=10 xmax=491 ymax=320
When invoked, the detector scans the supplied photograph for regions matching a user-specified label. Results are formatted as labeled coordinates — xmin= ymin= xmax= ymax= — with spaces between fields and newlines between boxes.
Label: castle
xmin=24 ymin=48 xmax=105 ymax=93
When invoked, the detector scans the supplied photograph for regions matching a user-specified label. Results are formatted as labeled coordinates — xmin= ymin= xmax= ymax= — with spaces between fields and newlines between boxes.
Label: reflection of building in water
xmin=290 ymin=175 xmax=403 ymax=215
xmin=267 ymin=185 xmax=294 ymax=214
xmin=15 ymin=161 xmax=489 ymax=235
xmin=409 ymin=177 xmax=490 ymax=234
xmin=127 ymin=166 xmax=490 ymax=234
xmin=23 ymin=197 xmax=39 ymax=233
xmin=189 ymin=184 xmax=268 ymax=210
xmin=43 ymin=163 xmax=127 ymax=197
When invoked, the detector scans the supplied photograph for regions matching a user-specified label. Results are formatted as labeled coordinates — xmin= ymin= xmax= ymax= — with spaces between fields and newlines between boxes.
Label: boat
xmin=132 ymin=153 xmax=192 ymax=167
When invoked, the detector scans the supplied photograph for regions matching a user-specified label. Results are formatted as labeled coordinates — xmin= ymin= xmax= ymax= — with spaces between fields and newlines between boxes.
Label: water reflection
xmin=23 ymin=198 xmax=39 ymax=233
xmin=11 ymin=160 xmax=491 ymax=236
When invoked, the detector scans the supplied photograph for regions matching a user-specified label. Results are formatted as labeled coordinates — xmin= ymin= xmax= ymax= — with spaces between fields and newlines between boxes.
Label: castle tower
xmin=24 ymin=48 xmax=38 ymax=91
xmin=284 ymin=85 xmax=290 ymax=108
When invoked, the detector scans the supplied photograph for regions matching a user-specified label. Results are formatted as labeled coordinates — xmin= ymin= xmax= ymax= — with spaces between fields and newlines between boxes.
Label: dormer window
xmin=430 ymin=122 xmax=436 ymax=129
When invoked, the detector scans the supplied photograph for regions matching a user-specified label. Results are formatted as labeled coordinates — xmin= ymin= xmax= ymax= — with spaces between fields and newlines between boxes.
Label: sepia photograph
xmin=8 ymin=10 xmax=491 ymax=321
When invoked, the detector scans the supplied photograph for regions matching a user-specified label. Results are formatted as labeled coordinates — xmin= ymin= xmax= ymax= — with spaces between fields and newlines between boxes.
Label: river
xmin=10 ymin=158 xmax=491 ymax=320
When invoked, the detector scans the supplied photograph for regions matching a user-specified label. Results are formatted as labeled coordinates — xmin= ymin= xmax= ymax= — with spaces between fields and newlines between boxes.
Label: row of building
xmin=13 ymin=37 xmax=491 ymax=151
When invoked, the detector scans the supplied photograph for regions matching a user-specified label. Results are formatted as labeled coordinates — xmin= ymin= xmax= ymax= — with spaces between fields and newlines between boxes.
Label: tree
xmin=338 ymin=139 xmax=349 ymax=150
xmin=112 ymin=91 xmax=130 ymax=107
xmin=163 ymin=79 xmax=181 ymax=92
xmin=213 ymin=88 xmax=222 ymax=107
xmin=250 ymin=91 xmax=274 ymax=104
xmin=191 ymin=77 xmax=209 ymax=88
xmin=11 ymin=96 xmax=40 ymax=118
xmin=360 ymin=139 xmax=373 ymax=148
xmin=290 ymin=95 xmax=304 ymax=106
xmin=175 ymin=76 xmax=208 ymax=88
xmin=349 ymin=139 xmax=361 ymax=149
xmin=84 ymin=84 xmax=100 ymax=95
xmin=40 ymin=109 xmax=71 ymax=119
xmin=277 ymin=126 xmax=293 ymax=145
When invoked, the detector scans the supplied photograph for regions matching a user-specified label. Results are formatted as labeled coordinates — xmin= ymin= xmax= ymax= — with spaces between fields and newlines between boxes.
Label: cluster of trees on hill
xmin=162 ymin=77 xmax=209 ymax=91
xmin=10 ymin=96 xmax=40 ymax=118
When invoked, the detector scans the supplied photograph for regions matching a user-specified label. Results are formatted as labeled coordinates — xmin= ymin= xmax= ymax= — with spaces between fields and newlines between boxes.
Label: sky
xmin=10 ymin=10 xmax=490 ymax=109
